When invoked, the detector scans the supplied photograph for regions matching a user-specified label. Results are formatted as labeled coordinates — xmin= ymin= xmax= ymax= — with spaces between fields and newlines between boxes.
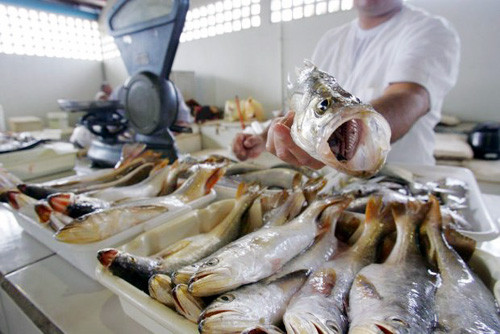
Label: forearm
xmin=370 ymin=82 xmax=430 ymax=143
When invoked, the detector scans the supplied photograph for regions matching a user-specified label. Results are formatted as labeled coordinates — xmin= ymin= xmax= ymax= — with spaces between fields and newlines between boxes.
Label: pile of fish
xmin=96 ymin=165 xmax=500 ymax=333
xmin=0 ymin=144 xmax=226 ymax=244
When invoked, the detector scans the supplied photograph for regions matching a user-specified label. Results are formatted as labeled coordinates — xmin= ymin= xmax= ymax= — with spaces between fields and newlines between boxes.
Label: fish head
xmin=290 ymin=61 xmax=391 ymax=178
xmin=198 ymin=292 xmax=258 ymax=333
xmin=188 ymin=255 xmax=243 ymax=297
xmin=283 ymin=296 xmax=347 ymax=334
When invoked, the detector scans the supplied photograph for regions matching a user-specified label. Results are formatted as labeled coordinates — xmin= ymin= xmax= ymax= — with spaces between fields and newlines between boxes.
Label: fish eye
xmin=217 ymin=294 xmax=235 ymax=303
xmin=316 ymin=98 xmax=330 ymax=115
xmin=326 ymin=320 xmax=341 ymax=333
xmin=205 ymin=258 xmax=219 ymax=266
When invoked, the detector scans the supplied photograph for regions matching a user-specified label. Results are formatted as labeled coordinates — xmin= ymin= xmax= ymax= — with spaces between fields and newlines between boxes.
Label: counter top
xmin=0 ymin=193 xmax=499 ymax=334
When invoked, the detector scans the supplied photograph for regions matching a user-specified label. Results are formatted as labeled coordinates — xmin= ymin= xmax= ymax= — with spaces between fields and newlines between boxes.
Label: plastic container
xmin=95 ymin=200 xmax=500 ymax=334
xmin=12 ymin=190 xmax=216 ymax=279
xmin=96 ymin=199 xmax=237 ymax=333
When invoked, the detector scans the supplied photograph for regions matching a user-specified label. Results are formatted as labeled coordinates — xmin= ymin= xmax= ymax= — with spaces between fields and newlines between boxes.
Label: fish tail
xmin=148 ymin=274 xmax=174 ymax=307
xmin=443 ymin=228 xmax=476 ymax=262
xmin=97 ymin=248 xmax=119 ymax=268
xmin=292 ymin=172 xmax=302 ymax=189
xmin=6 ymin=191 xmax=20 ymax=210
xmin=303 ymin=176 xmax=327 ymax=204
xmin=236 ymin=182 xmax=248 ymax=198
xmin=365 ymin=196 xmax=384 ymax=222
xmin=48 ymin=193 xmax=72 ymax=214
xmin=34 ymin=202 xmax=52 ymax=224
xmin=419 ymin=195 xmax=443 ymax=266
xmin=152 ymin=158 xmax=169 ymax=173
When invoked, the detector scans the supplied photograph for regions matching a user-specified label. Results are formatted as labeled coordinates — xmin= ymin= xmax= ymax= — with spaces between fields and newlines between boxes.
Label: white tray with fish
xmin=11 ymin=191 xmax=215 ymax=279
xmin=396 ymin=163 xmax=497 ymax=241
xmin=95 ymin=226 xmax=500 ymax=333
xmin=323 ymin=163 xmax=498 ymax=242
xmin=95 ymin=200 xmax=239 ymax=333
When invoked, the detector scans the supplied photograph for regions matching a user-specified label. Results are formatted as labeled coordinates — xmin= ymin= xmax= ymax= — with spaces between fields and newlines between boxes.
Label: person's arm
xmin=370 ymin=82 xmax=430 ymax=142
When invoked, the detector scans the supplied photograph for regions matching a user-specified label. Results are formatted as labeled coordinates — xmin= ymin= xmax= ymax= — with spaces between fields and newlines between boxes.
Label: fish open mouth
xmin=327 ymin=119 xmax=363 ymax=162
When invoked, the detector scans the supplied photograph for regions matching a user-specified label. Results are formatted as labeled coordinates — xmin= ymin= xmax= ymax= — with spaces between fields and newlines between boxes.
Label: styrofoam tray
xmin=12 ymin=190 xmax=216 ymax=279
xmin=96 ymin=199 xmax=237 ymax=334
xmin=95 ymin=200 xmax=500 ymax=334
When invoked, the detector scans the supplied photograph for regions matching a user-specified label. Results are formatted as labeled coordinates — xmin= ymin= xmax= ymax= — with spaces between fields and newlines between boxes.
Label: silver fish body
xmin=290 ymin=60 xmax=391 ymax=177
xmin=283 ymin=197 xmax=394 ymax=334
xmin=187 ymin=197 xmax=349 ymax=297
xmin=198 ymin=272 xmax=307 ymax=334
xmin=422 ymin=197 xmax=500 ymax=333
xmin=226 ymin=168 xmax=303 ymax=189
xmin=348 ymin=201 xmax=436 ymax=334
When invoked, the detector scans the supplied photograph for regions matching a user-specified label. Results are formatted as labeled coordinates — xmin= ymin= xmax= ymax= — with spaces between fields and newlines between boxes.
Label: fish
xmin=198 ymin=272 xmax=307 ymax=334
xmin=224 ymin=162 xmax=267 ymax=176
xmin=148 ymin=273 xmax=175 ymax=307
xmin=420 ymin=196 xmax=500 ymax=333
xmin=47 ymin=193 xmax=110 ymax=218
xmin=225 ymin=168 xmax=304 ymax=189
xmin=85 ymin=159 xmax=170 ymax=203
xmin=347 ymin=200 xmax=436 ymax=334
xmin=240 ymin=325 xmax=285 ymax=334
xmin=289 ymin=60 xmax=391 ymax=177
xmin=55 ymin=165 xmax=225 ymax=243
xmin=171 ymin=283 xmax=206 ymax=323
xmin=283 ymin=196 xmax=394 ymax=334
xmin=187 ymin=196 xmax=350 ymax=297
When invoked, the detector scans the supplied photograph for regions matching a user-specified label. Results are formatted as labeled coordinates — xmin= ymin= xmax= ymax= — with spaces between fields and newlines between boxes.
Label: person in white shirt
xmin=232 ymin=0 xmax=460 ymax=168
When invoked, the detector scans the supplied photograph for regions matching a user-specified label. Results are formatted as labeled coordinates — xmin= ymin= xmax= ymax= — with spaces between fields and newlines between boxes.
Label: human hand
xmin=232 ymin=132 xmax=266 ymax=161
xmin=266 ymin=111 xmax=325 ymax=169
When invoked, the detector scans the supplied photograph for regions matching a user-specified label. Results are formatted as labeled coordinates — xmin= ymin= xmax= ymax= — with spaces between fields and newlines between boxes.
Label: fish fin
xmin=287 ymin=192 xmax=306 ymax=221
xmin=236 ymin=182 xmax=248 ymax=199
xmin=6 ymin=191 xmax=20 ymax=210
xmin=292 ymin=172 xmax=302 ymax=190
xmin=303 ymin=176 xmax=327 ymax=204
xmin=419 ymin=196 xmax=443 ymax=267
xmin=365 ymin=196 xmax=384 ymax=222
xmin=48 ymin=193 xmax=73 ymax=214
xmin=354 ymin=274 xmax=382 ymax=300
xmin=310 ymin=268 xmax=337 ymax=296
xmin=34 ymin=203 xmax=52 ymax=224
xmin=154 ymin=239 xmax=192 ymax=258
xmin=443 ymin=227 xmax=476 ymax=262
xmin=365 ymin=196 xmax=394 ymax=233
xmin=204 ymin=167 xmax=225 ymax=194
xmin=151 ymin=158 xmax=169 ymax=173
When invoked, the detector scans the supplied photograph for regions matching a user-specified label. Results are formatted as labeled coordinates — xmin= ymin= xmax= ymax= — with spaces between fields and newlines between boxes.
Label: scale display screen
xmin=110 ymin=0 xmax=175 ymax=30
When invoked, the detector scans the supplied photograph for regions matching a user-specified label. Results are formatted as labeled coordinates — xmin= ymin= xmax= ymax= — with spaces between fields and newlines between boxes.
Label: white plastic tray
xmin=13 ymin=190 xmax=216 ymax=279
xmin=396 ymin=164 xmax=498 ymax=241
xmin=95 ymin=197 xmax=500 ymax=334
xmin=96 ymin=199 xmax=237 ymax=334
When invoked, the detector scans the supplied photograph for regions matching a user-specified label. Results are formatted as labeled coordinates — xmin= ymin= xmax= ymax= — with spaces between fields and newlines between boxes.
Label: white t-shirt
xmin=311 ymin=5 xmax=460 ymax=165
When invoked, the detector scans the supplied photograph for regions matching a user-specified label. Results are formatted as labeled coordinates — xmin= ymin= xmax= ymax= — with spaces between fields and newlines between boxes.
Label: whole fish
xmin=420 ymin=196 xmax=500 ymax=333
xmin=187 ymin=196 xmax=350 ymax=297
xmin=55 ymin=165 xmax=225 ymax=243
xmin=225 ymin=168 xmax=304 ymax=189
xmin=85 ymin=159 xmax=170 ymax=203
xmin=289 ymin=60 xmax=391 ymax=177
xmin=198 ymin=272 xmax=307 ymax=334
xmin=283 ymin=197 xmax=394 ymax=334
xmin=195 ymin=212 xmax=341 ymax=330
xmin=171 ymin=186 xmax=306 ymax=286
xmin=348 ymin=200 xmax=436 ymax=334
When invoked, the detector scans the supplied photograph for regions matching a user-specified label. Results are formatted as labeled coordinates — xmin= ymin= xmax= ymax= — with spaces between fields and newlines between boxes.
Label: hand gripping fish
xmin=289 ymin=60 xmax=391 ymax=177
xmin=283 ymin=197 xmax=394 ymax=334
xmin=348 ymin=200 xmax=436 ymax=334
xmin=187 ymin=196 xmax=350 ymax=297
xmin=420 ymin=196 xmax=500 ymax=333
xmin=55 ymin=165 xmax=224 ymax=244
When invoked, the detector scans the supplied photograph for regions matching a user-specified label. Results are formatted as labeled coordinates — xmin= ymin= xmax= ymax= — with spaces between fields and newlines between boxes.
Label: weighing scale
xmin=59 ymin=0 xmax=189 ymax=167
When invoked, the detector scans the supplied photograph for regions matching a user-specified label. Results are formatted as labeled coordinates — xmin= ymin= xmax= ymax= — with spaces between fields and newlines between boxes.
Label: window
xmin=180 ymin=0 xmax=261 ymax=43
xmin=0 ymin=4 xmax=102 ymax=61
xmin=270 ymin=0 xmax=353 ymax=23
